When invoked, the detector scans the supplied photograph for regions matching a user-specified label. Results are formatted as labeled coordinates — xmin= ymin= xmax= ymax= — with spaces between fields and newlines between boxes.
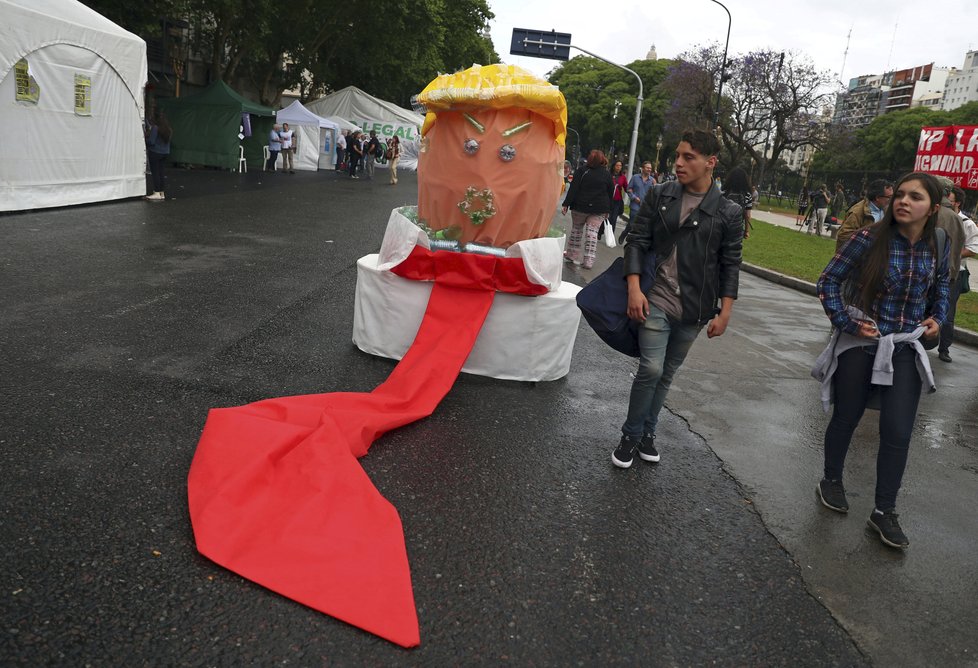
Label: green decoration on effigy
xmin=457 ymin=186 xmax=496 ymax=226
xmin=463 ymin=113 xmax=485 ymax=134
xmin=501 ymin=121 xmax=532 ymax=138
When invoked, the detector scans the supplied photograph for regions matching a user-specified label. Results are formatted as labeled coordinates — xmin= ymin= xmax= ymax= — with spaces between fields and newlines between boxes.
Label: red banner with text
xmin=915 ymin=125 xmax=978 ymax=190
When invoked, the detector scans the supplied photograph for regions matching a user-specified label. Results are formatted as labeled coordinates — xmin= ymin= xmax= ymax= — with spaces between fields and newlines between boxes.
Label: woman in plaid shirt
xmin=814 ymin=172 xmax=950 ymax=549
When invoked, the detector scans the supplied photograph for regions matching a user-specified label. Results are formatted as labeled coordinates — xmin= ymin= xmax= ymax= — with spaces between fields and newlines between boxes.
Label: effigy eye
xmin=463 ymin=138 xmax=480 ymax=155
xmin=498 ymin=144 xmax=516 ymax=162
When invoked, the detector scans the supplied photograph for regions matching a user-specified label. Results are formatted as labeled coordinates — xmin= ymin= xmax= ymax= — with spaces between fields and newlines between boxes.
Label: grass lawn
xmin=743 ymin=220 xmax=978 ymax=332
xmin=755 ymin=195 xmax=800 ymax=217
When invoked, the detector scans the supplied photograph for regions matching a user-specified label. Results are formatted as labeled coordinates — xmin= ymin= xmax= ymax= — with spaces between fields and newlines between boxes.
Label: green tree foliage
xmin=82 ymin=0 xmax=498 ymax=107
xmin=79 ymin=0 xmax=185 ymax=37
xmin=548 ymin=56 xmax=672 ymax=172
xmin=664 ymin=44 xmax=833 ymax=184
xmin=812 ymin=101 xmax=978 ymax=175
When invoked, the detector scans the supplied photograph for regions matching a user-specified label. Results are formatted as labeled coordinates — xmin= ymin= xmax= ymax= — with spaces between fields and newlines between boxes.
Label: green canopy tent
xmin=158 ymin=80 xmax=275 ymax=169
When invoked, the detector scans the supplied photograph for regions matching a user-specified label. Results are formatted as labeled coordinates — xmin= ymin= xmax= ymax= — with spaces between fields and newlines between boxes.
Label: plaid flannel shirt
xmin=817 ymin=227 xmax=950 ymax=336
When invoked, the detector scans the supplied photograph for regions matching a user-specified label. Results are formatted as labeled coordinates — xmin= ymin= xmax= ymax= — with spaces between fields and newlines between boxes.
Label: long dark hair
xmin=722 ymin=166 xmax=751 ymax=195
xmin=856 ymin=172 xmax=942 ymax=314
xmin=156 ymin=112 xmax=172 ymax=143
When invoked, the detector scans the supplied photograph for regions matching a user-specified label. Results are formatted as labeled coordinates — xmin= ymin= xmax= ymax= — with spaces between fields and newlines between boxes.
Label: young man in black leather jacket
xmin=612 ymin=129 xmax=744 ymax=468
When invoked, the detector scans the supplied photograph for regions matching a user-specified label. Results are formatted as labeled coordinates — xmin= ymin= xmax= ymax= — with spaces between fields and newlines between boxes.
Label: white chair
xmin=238 ymin=145 xmax=247 ymax=173
xmin=262 ymin=145 xmax=270 ymax=171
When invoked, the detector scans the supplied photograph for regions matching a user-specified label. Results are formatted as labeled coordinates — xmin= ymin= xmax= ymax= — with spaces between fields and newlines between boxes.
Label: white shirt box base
xmin=352 ymin=253 xmax=582 ymax=382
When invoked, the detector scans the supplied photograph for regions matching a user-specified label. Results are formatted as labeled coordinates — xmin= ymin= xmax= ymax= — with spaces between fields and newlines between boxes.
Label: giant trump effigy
xmin=187 ymin=64 xmax=581 ymax=647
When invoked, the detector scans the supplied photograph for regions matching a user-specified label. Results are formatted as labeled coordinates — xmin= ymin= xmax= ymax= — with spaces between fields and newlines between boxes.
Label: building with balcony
xmin=942 ymin=50 xmax=978 ymax=111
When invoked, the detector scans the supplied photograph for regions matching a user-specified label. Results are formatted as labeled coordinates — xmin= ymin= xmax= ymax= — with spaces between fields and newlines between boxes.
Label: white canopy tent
xmin=276 ymin=100 xmax=339 ymax=171
xmin=306 ymin=86 xmax=423 ymax=170
xmin=0 ymin=0 xmax=147 ymax=211
xmin=325 ymin=115 xmax=359 ymax=133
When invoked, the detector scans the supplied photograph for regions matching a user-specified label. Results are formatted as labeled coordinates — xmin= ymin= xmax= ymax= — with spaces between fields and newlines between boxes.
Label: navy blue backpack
xmin=575 ymin=252 xmax=656 ymax=357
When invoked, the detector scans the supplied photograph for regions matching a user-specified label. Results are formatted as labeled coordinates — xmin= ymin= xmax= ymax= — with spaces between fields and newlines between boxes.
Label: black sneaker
xmin=637 ymin=433 xmax=660 ymax=463
xmin=867 ymin=510 xmax=909 ymax=548
xmin=817 ymin=478 xmax=849 ymax=513
xmin=612 ymin=436 xmax=638 ymax=469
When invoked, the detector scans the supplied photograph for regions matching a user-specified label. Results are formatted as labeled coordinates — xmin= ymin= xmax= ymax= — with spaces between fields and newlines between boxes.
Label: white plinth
xmin=353 ymin=254 xmax=582 ymax=381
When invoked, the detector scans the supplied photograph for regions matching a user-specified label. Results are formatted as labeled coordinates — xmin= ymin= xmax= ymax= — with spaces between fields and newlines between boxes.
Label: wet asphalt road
xmin=0 ymin=167 xmax=964 ymax=665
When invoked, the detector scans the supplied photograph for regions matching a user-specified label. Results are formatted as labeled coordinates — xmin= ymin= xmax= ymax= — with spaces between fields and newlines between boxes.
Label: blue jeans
xmin=823 ymin=345 xmax=922 ymax=511
xmin=621 ymin=305 xmax=702 ymax=439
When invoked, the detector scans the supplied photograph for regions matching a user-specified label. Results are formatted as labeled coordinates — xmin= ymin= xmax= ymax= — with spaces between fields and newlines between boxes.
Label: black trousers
xmin=939 ymin=271 xmax=963 ymax=354
xmin=148 ymin=151 xmax=166 ymax=192
xmin=823 ymin=346 xmax=922 ymax=511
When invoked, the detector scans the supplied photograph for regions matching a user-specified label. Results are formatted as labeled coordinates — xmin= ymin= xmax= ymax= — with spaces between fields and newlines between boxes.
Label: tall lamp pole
xmin=515 ymin=34 xmax=644 ymax=179
xmin=708 ymin=0 xmax=732 ymax=132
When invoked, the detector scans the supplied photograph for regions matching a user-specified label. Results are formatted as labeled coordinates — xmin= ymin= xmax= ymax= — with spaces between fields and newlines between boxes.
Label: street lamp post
xmin=654 ymin=134 xmax=663 ymax=172
xmin=707 ymin=0 xmax=732 ymax=132
xmin=512 ymin=30 xmax=643 ymax=179
xmin=611 ymin=99 xmax=621 ymax=158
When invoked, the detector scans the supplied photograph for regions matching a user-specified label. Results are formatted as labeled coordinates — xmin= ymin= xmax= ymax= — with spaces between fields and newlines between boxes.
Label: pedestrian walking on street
xmin=939 ymin=186 xmax=978 ymax=362
xmin=721 ymin=166 xmax=754 ymax=239
xmin=601 ymin=160 xmax=627 ymax=240
xmin=561 ymin=149 xmax=613 ymax=269
xmin=814 ymin=172 xmax=949 ymax=549
xmin=620 ymin=160 xmax=656 ymax=243
xmin=144 ymin=110 xmax=171 ymax=201
xmin=613 ymin=130 xmax=743 ymax=469
xmin=836 ymin=179 xmax=893 ymax=250
xmin=387 ymin=135 xmax=401 ymax=185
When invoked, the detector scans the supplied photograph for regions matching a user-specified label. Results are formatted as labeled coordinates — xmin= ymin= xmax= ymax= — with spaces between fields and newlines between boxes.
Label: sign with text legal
xmin=915 ymin=125 xmax=978 ymax=190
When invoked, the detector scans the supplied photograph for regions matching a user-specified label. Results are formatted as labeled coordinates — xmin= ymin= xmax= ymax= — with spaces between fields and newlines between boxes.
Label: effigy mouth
xmin=457 ymin=186 xmax=496 ymax=225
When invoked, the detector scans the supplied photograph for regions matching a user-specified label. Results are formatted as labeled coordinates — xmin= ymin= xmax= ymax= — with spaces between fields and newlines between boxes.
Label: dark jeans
xmin=148 ymin=151 xmax=166 ymax=192
xmin=823 ymin=346 xmax=922 ymax=511
xmin=621 ymin=305 xmax=702 ymax=439
xmin=939 ymin=271 xmax=964 ymax=354
xmin=619 ymin=207 xmax=639 ymax=243
xmin=266 ymin=150 xmax=279 ymax=171
xmin=348 ymin=153 xmax=361 ymax=176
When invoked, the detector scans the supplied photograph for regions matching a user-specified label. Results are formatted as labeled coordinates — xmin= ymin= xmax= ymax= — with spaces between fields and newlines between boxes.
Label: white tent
xmin=306 ymin=86 xmax=423 ymax=170
xmin=0 ymin=0 xmax=147 ymax=211
xmin=276 ymin=100 xmax=339 ymax=171
xmin=324 ymin=115 xmax=359 ymax=133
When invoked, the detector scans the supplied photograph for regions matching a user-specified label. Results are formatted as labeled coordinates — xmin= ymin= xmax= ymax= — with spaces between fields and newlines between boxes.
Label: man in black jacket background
xmin=612 ymin=129 xmax=744 ymax=469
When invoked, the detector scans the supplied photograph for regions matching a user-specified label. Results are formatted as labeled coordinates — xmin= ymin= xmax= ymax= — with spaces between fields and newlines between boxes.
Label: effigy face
xmin=417 ymin=109 xmax=563 ymax=249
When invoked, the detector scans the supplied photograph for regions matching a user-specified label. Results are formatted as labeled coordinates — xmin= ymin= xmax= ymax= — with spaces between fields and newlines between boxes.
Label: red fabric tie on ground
xmin=187 ymin=248 xmax=546 ymax=647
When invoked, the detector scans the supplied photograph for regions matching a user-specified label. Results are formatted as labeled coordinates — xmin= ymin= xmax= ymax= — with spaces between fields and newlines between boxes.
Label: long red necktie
xmin=187 ymin=248 xmax=547 ymax=647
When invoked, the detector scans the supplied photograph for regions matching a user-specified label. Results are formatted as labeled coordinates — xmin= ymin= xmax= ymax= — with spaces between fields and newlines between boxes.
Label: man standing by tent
xmin=280 ymin=123 xmax=295 ymax=174
xmin=365 ymin=130 xmax=381 ymax=180
xmin=267 ymin=124 xmax=283 ymax=172
xmin=348 ymin=131 xmax=363 ymax=179
xmin=335 ymin=130 xmax=347 ymax=172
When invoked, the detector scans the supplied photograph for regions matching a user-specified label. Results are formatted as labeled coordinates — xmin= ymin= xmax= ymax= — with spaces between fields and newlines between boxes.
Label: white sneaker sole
xmin=611 ymin=453 xmax=633 ymax=469
xmin=816 ymin=484 xmax=848 ymax=513
xmin=867 ymin=519 xmax=909 ymax=549
xmin=638 ymin=451 xmax=660 ymax=463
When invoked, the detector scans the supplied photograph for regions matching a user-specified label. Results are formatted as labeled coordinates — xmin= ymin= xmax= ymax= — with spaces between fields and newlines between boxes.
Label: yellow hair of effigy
xmin=417 ymin=64 xmax=567 ymax=147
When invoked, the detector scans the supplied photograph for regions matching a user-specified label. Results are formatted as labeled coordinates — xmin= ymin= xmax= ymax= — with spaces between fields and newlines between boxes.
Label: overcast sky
xmin=487 ymin=0 xmax=975 ymax=88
